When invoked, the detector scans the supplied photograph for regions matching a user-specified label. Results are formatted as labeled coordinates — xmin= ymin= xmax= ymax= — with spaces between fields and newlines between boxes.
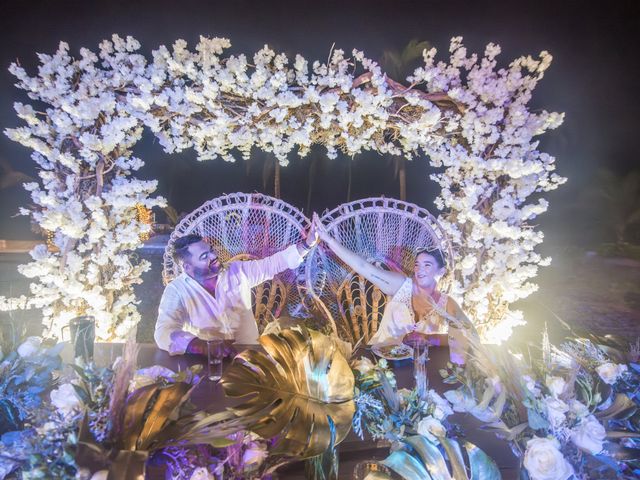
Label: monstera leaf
xmin=364 ymin=435 xmax=501 ymax=480
xmin=221 ymin=327 xmax=355 ymax=458
xmin=76 ymin=380 xmax=224 ymax=480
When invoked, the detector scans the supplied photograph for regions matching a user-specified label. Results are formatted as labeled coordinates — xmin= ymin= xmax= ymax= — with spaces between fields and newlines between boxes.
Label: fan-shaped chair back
xmin=163 ymin=193 xmax=310 ymax=333
xmin=305 ymin=197 xmax=453 ymax=345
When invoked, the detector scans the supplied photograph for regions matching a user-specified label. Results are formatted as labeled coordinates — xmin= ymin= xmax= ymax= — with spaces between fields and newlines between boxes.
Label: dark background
xmin=0 ymin=0 xmax=638 ymax=250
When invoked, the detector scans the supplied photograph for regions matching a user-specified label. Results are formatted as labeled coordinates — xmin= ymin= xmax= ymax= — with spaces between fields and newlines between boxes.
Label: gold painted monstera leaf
xmin=221 ymin=327 xmax=355 ymax=458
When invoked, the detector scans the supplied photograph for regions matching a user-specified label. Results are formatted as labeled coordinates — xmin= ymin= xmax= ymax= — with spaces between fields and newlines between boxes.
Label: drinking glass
xmin=414 ymin=342 xmax=429 ymax=400
xmin=206 ymin=338 xmax=224 ymax=381
xmin=69 ymin=315 xmax=96 ymax=363
xmin=403 ymin=331 xmax=431 ymax=401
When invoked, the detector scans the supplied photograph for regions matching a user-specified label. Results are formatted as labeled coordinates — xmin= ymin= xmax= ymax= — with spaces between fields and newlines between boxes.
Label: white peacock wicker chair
xmin=162 ymin=193 xmax=311 ymax=334
xmin=305 ymin=197 xmax=454 ymax=345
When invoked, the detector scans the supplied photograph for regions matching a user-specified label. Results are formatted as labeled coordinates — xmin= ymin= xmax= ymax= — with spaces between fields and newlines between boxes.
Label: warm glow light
xmin=135 ymin=204 xmax=153 ymax=241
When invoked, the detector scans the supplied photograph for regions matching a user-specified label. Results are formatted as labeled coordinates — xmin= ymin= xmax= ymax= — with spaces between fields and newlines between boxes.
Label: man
xmin=155 ymin=226 xmax=317 ymax=355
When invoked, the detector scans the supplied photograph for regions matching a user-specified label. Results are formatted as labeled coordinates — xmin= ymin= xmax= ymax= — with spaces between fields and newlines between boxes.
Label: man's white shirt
xmin=154 ymin=244 xmax=305 ymax=355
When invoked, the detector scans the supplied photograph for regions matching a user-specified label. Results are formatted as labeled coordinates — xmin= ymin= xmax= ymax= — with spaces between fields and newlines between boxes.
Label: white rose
xmin=17 ymin=336 xmax=42 ymax=357
xmin=129 ymin=365 xmax=176 ymax=392
xmin=444 ymin=389 xmax=476 ymax=413
xmin=50 ymin=383 xmax=82 ymax=416
xmin=596 ymin=362 xmax=628 ymax=385
xmin=397 ymin=388 xmax=412 ymax=406
xmin=523 ymin=375 xmax=540 ymax=396
xmin=428 ymin=389 xmax=454 ymax=420
xmin=545 ymin=376 xmax=566 ymax=398
xmin=242 ymin=442 xmax=268 ymax=471
xmin=36 ymin=421 xmax=58 ymax=434
xmin=570 ymin=415 xmax=605 ymax=454
xmin=90 ymin=471 xmax=108 ymax=480
xmin=523 ymin=437 xmax=574 ymax=480
xmin=543 ymin=396 xmax=568 ymax=428
xmin=352 ymin=357 xmax=375 ymax=375
xmin=568 ymin=399 xmax=589 ymax=419
xmin=189 ymin=467 xmax=215 ymax=480
xmin=416 ymin=416 xmax=445 ymax=443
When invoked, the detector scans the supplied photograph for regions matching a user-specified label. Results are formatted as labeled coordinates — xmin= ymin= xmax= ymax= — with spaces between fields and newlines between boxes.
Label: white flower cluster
xmin=6 ymin=37 xmax=165 ymax=340
xmin=413 ymin=38 xmax=565 ymax=341
xmin=6 ymin=35 xmax=563 ymax=342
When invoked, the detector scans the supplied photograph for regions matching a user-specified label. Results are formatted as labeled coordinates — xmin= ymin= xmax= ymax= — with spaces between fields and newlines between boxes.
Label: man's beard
xmin=193 ymin=261 xmax=220 ymax=280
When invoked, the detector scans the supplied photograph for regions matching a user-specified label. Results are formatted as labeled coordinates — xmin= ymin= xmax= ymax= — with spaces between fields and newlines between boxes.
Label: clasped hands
xmin=302 ymin=213 xmax=332 ymax=249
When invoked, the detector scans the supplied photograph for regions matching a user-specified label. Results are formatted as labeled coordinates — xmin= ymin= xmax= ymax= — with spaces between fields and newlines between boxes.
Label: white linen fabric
xmin=155 ymin=244 xmax=304 ymax=355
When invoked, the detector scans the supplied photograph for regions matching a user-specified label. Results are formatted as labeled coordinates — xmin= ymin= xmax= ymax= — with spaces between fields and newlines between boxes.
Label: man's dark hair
xmin=415 ymin=247 xmax=446 ymax=269
xmin=173 ymin=234 xmax=203 ymax=263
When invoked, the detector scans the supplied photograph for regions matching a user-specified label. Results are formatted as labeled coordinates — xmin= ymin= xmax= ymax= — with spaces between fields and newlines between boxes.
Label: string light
xmin=135 ymin=204 xmax=154 ymax=241
xmin=46 ymin=230 xmax=55 ymax=250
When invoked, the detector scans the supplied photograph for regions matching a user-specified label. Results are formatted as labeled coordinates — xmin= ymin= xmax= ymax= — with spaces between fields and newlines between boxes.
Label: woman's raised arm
xmin=313 ymin=214 xmax=406 ymax=296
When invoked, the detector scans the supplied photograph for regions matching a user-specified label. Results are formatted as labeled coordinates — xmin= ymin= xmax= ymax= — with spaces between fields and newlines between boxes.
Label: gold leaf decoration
xmin=221 ymin=327 xmax=355 ymax=458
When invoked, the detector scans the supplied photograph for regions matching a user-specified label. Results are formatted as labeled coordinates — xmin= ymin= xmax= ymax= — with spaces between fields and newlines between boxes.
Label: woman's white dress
xmin=368 ymin=277 xmax=449 ymax=345
xmin=365 ymin=277 xmax=468 ymax=364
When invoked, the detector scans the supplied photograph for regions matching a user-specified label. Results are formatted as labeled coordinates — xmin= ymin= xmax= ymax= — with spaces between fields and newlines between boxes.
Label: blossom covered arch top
xmin=4 ymin=35 xmax=564 ymax=341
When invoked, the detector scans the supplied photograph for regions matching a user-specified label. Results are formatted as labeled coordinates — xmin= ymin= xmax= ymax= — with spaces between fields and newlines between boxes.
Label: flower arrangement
xmin=0 ymin=328 xmax=358 ymax=479
xmin=351 ymin=355 xmax=501 ymax=479
xmin=4 ymin=35 xmax=564 ymax=343
xmin=0 ymin=337 xmax=64 ymax=478
xmin=441 ymin=331 xmax=640 ymax=479
xmin=352 ymin=356 xmax=453 ymax=443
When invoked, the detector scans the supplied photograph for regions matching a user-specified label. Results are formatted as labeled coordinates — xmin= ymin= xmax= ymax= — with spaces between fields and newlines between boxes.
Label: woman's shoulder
xmin=442 ymin=293 xmax=462 ymax=314
xmin=390 ymin=275 xmax=413 ymax=300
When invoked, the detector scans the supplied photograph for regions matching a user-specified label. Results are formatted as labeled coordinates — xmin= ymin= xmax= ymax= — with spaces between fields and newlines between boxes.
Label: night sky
xmin=0 ymin=0 xmax=638 ymax=247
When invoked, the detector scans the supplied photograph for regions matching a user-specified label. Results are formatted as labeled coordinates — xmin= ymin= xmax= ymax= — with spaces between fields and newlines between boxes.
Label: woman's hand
xmin=312 ymin=213 xmax=331 ymax=243
xmin=303 ymin=216 xmax=319 ymax=248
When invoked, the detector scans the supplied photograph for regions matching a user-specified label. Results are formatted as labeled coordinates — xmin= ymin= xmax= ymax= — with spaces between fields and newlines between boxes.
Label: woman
xmin=312 ymin=214 xmax=475 ymax=364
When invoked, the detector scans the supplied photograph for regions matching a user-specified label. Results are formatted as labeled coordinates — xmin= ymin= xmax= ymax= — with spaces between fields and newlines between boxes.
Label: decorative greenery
xmin=0 ymin=337 xmax=62 ymax=435
xmin=440 ymin=330 xmax=640 ymax=479
xmin=350 ymin=355 xmax=500 ymax=480
xmin=372 ymin=434 xmax=501 ymax=480
xmin=352 ymin=357 xmax=454 ymax=443
xmin=220 ymin=327 xmax=355 ymax=458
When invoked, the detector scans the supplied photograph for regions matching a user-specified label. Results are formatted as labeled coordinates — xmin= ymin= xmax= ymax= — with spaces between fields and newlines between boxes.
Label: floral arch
xmin=2 ymin=35 xmax=565 ymax=343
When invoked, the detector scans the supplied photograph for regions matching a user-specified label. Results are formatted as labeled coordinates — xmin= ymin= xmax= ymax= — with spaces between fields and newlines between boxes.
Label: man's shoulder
xmin=163 ymin=274 xmax=189 ymax=293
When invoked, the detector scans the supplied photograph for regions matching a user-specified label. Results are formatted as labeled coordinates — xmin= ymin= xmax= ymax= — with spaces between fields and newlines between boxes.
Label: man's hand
xmin=186 ymin=337 xmax=208 ymax=356
xmin=222 ymin=339 xmax=237 ymax=358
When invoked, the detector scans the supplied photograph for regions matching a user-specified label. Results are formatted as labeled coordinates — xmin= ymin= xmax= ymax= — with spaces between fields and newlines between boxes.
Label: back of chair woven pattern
xmin=163 ymin=193 xmax=310 ymax=328
xmin=305 ymin=197 xmax=453 ymax=344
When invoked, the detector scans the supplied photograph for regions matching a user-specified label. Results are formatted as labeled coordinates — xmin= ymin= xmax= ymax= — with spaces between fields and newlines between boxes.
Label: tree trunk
xmin=274 ymin=159 xmax=281 ymax=199
xmin=398 ymin=156 xmax=406 ymax=201
xmin=306 ymin=156 xmax=317 ymax=213
xmin=346 ymin=160 xmax=352 ymax=201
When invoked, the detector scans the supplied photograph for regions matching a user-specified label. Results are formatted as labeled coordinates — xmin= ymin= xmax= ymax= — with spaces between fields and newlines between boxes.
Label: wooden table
xmin=76 ymin=343 xmax=520 ymax=479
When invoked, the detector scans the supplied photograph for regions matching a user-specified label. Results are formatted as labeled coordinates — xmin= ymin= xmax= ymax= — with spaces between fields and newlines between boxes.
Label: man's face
xmin=183 ymin=241 xmax=222 ymax=280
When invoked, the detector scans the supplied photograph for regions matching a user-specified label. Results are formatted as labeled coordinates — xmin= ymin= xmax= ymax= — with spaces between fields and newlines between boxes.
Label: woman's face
xmin=413 ymin=252 xmax=444 ymax=289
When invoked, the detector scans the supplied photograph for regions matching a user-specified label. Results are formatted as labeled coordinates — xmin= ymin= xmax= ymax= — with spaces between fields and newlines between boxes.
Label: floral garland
xmin=3 ymin=35 xmax=564 ymax=341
